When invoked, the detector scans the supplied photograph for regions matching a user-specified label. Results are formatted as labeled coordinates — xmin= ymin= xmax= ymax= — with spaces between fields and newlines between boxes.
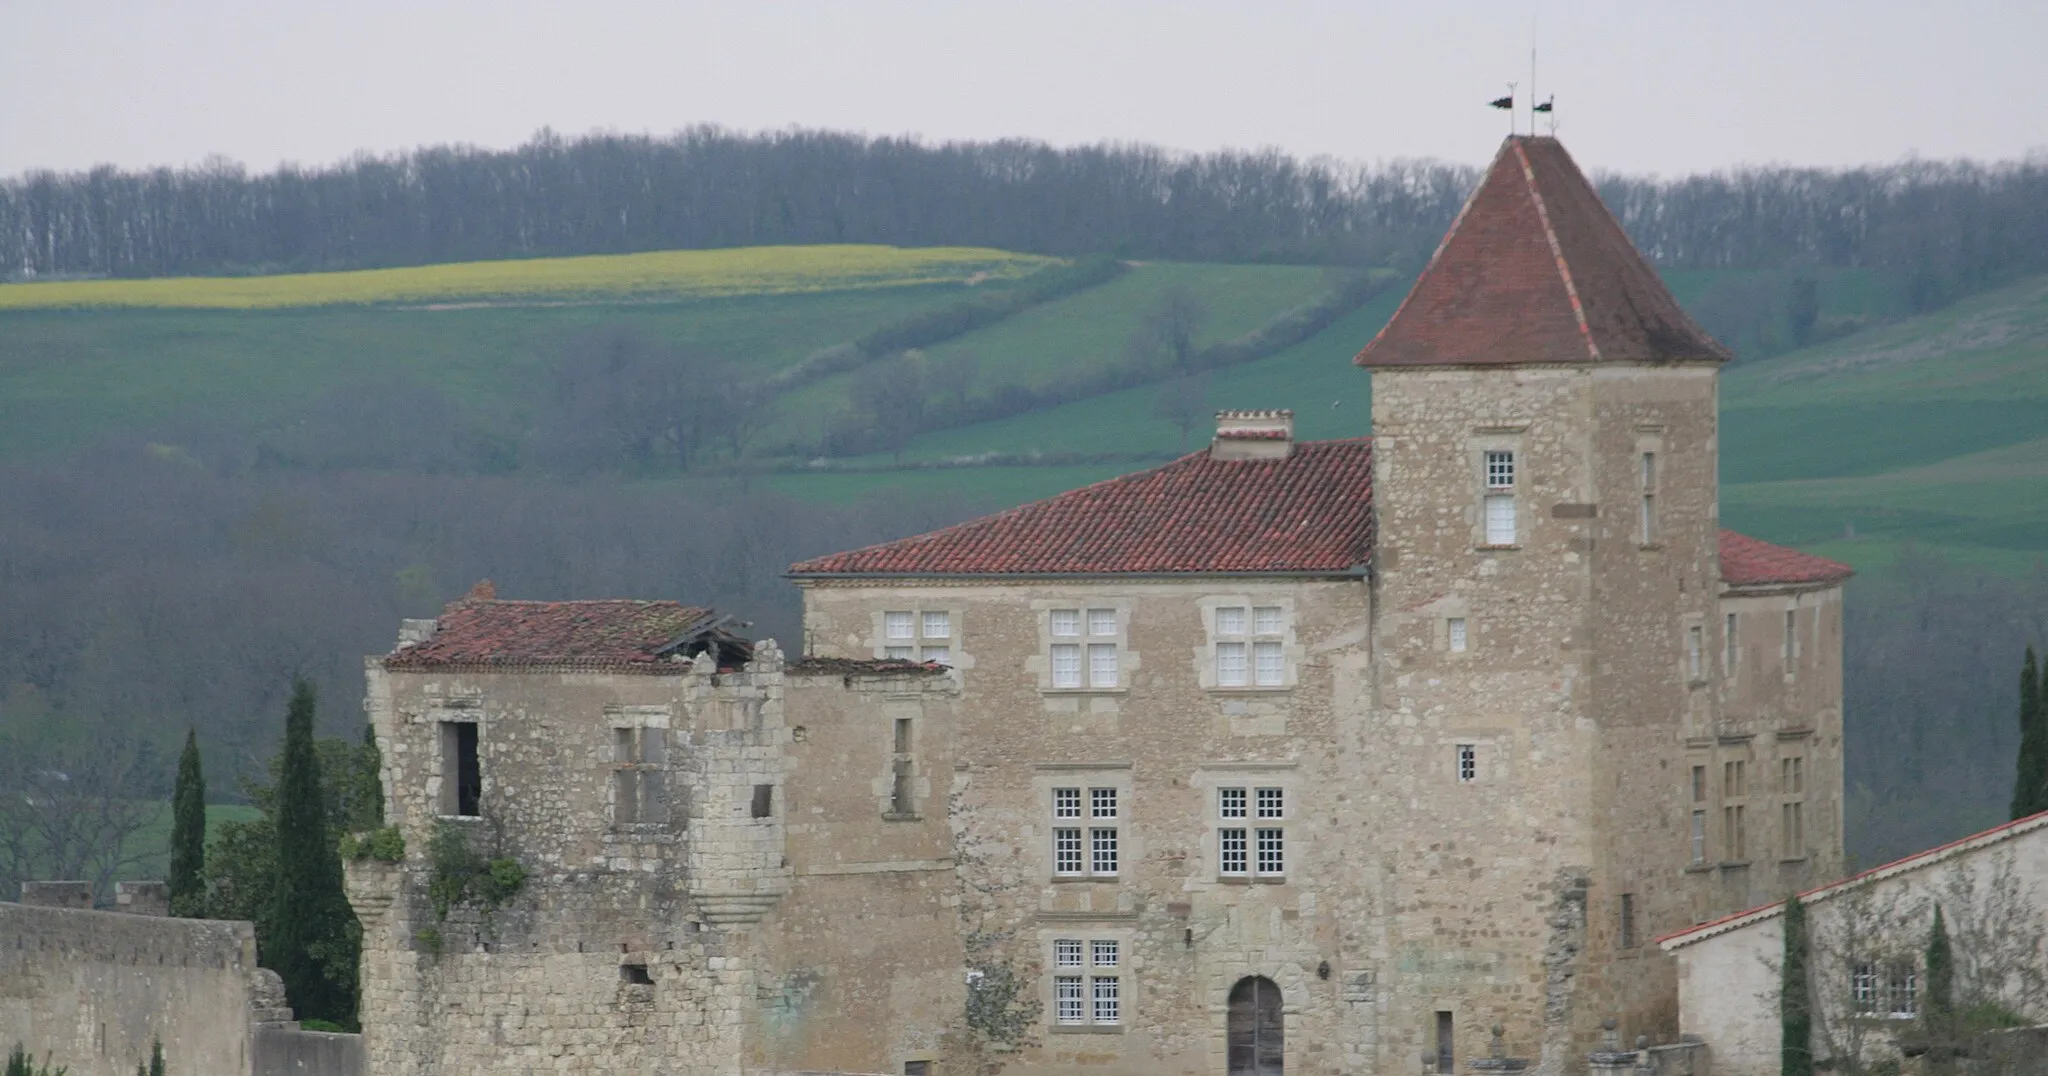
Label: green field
xmin=0 ymin=245 xmax=1052 ymax=310
xmin=3 ymin=242 xmax=2043 ymax=573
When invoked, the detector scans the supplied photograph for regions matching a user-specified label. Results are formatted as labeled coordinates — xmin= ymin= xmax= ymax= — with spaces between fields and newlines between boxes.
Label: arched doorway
xmin=1227 ymin=976 xmax=1283 ymax=1075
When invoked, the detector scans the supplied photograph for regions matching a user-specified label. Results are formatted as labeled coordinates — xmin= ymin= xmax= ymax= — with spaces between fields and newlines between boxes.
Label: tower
xmin=1356 ymin=135 xmax=1733 ymax=1058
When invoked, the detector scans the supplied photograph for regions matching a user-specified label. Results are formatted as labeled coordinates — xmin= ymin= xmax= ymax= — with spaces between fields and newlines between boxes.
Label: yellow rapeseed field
xmin=0 ymin=245 xmax=1056 ymax=310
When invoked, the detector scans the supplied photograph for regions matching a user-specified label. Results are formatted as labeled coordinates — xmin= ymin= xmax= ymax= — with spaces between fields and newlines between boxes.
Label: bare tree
xmin=0 ymin=730 xmax=161 ymax=903
xmin=1151 ymin=373 xmax=1212 ymax=453
xmin=1130 ymin=286 xmax=1209 ymax=373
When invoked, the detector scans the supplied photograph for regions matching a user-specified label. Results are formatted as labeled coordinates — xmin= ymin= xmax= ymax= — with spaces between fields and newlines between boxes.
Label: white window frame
xmin=1448 ymin=617 xmax=1468 ymax=653
xmin=1456 ymin=744 xmax=1477 ymax=783
xmin=1050 ymin=936 xmax=1125 ymax=1029
xmin=1052 ymin=786 xmax=1120 ymax=879
xmin=1217 ymin=785 xmax=1285 ymax=880
xmin=1047 ymin=607 xmax=1122 ymax=690
xmin=1211 ymin=604 xmax=1288 ymax=689
xmin=1482 ymin=449 xmax=1517 ymax=547
xmin=880 ymin=607 xmax=954 ymax=665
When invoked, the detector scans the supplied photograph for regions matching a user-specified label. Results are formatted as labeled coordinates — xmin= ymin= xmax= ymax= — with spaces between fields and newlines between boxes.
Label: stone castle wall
xmin=0 ymin=901 xmax=267 ymax=1076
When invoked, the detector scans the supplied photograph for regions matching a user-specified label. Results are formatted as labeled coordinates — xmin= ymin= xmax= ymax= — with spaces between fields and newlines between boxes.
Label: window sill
xmin=1049 ymin=875 xmax=1119 ymax=884
xmin=438 ymin=813 xmax=484 ymax=822
xmin=1688 ymin=678 xmax=1710 ymax=690
xmin=881 ymin=811 xmax=924 ymax=823
xmin=1049 ymin=1024 xmax=1125 ymax=1035
xmin=1475 ymin=544 xmax=1520 ymax=552
xmin=1206 ymin=686 xmax=1291 ymax=695
xmin=1040 ymin=688 xmax=1128 ymax=697
xmin=608 ymin=824 xmax=676 ymax=837
xmin=1718 ymin=860 xmax=1752 ymax=871
xmin=1684 ymin=863 xmax=1714 ymax=874
xmin=1215 ymin=875 xmax=1287 ymax=886
xmin=1639 ymin=543 xmax=1664 ymax=552
xmin=1778 ymin=855 xmax=1809 ymax=865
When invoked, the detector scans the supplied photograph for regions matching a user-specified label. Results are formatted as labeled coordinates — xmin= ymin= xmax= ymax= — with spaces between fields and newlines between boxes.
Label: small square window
xmin=884 ymin=645 xmax=914 ymax=660
xmin=1054 ymin=939 xmax=1083 ymax=968
xmin=1054 ymin=788 xmax=1082 ymax=818
xmin=1091 ymin=940 xmax=1118 ymax=967
xmin=1456 ymin=744 xmax=1477 ymax=782
xmin=1216 ymin=606 xmax=1246 ymax=635
xmin=1055 ymin=976 xmax=1085 ymax=1024
xmin=1219 ymin=787 xmax=1247 ymax=818
xmin=1255 ymin=828 xmax=1285 ymax=876
xmin=1485 ymin=450 xmax=1515 ymax=489
xmin=1092 ymin=976 xmax=1120 ymax=1024
xmin=1087 ymin=608 xmax=1117 ymax=637
xmin=1448 ymin=617 xmax=1468 ymax=653
xmin=1253 ymin=606 xmax=1284 ymax=635
xmin=1255 ymin=788 xmax=1284 ymax=819
xmin=1090 ymin=788 xmax=1118 ymax=819
xmin=1051 ymin=609 xmax=1080 ymax=637
xmin=921 ymin=610 xmax=950 ymax=639
xmin=885 ymin=611 xmax=914 ymax=640
xmin=920 ymin=645 xmax=950 ymax=664
xmin=1054 ymin=829 xmax=1083 ymax=874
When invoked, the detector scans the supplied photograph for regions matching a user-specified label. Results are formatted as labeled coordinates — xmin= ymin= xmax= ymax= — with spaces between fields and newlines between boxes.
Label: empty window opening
xmin=611 ymin=726 xmax=667 ymax=826
xmin=1456 ymin=744 xmax=1477 ymax=783
xmin=1620 ymin=893 xmax=1637 ymax=949
xmin=439 ymin=721 xmax=480 ymax=817
xmin=1725 ymin=612 xmax=1738 ymax=675
xmin=1448 ymin=617 xmax=1468 ymax=653
xmin=750 ymin=784 xmax=774 ymax=819
xmin=1691 ymin=765 xmax=1706 ymax=803
xmin=620 ymin=963 xmax=653 ymax=986
xmin=904 ymin=1063 xmax=932 ymax=1076
xmin=894 ymin=717 xmax=912 ymax=755
xmin=1436 ymin=1010 xmax=1455 ymax=1074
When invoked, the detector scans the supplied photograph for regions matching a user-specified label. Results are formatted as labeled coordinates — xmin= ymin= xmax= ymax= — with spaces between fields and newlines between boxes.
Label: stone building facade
xmin=346 ymin=136 xmax=1852 ymax=1075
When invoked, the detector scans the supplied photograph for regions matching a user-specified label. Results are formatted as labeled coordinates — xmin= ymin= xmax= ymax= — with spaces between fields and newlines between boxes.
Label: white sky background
xmin=3 ymin=0 xmax=2043 ymax=178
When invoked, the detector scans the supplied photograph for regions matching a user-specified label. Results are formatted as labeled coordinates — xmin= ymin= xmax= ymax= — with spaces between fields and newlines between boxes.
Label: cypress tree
xmin=1926 ymin=904 xmax=1955 ymax=1046
xmin=1781 ymin=893 xmax=1813 ymax=1076
xmin=168 ymin=728 xmax=207 ymax=917
xmin=2014 ymin=647 xmax=2045 ymax=820
xmin=354 ymin=723 xmax=384 ymax=831
xmin=264 ymin=678 xmax=358 ymax=1025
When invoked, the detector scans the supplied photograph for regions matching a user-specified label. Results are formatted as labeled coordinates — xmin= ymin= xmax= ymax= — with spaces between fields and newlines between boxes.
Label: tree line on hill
xmin=5 ymin=127 xmax=2046 ymax=310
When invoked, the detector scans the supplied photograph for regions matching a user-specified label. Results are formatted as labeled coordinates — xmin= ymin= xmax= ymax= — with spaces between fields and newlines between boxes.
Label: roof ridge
xmin=1511 ymin=140 xmax=1600 ymax=362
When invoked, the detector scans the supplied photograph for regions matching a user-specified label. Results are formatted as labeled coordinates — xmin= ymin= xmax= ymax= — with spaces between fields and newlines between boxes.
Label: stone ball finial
xmin=1492 ymin=1024 xmax=1505 ymax=1037
xmin=1636 ymin=1035 xmax=1650 ymax=1050
xmin=1602 ymin=1018 xmax=1617 ymax=1031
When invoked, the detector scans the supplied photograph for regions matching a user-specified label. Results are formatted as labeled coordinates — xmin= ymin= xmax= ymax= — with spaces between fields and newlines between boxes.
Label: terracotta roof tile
xmin=385 ymin=597 xmax=715 ymax=670
xmin=1356 ymin=136 xmax=1731 ymax=368
xmin=1718 ymin=530 xmax=1855 ymax=589
xmin=788 ymin=440 xmax=1375 ymax=577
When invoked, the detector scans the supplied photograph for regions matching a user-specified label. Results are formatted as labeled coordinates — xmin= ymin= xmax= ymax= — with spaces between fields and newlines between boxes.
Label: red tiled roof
xmin=385 ymin=596 xmax=714 ymax=670
xmin=1719 ymin=530 xmax=1854 ymax=589
xmin=788 ymin=440 xmax=1375 ymax=577
xmin=1356 ymin=136 xmax=1731 ymax=368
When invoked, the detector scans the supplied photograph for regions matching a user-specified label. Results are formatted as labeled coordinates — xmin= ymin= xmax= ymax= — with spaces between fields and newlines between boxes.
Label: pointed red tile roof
xmin=1718 ymin=529 xmax=1855 ymax=589
xmin=1356 ymin=136 xmax=1732 ymax=368
xmin=787 ymin=440 xmax=1376 ymax=577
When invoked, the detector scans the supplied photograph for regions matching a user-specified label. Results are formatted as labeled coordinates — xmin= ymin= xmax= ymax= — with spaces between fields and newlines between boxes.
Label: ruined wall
xmin=0 ymin=902 xmax=262 ymax=1076
xmin=799 ymin=576 xmax=1372 ymax=1075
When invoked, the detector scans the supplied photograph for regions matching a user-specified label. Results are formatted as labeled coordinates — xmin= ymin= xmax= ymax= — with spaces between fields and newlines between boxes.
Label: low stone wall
xmin=253 ymin=1027 xmax=365 ymax=1076
xmin=0 ymin=900 xmax=261 ymax=1076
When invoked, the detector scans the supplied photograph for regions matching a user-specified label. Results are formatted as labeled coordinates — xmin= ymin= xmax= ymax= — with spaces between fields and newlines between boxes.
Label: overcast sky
xmin=5 ymin=0 xmax=2043 ymax=179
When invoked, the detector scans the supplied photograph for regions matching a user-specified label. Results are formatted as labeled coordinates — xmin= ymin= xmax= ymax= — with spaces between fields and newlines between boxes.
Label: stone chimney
xmin=1210 ymin=409 xmax=1294 ymax=460
xmin=397 ymin=618 xmax=439 ymax=647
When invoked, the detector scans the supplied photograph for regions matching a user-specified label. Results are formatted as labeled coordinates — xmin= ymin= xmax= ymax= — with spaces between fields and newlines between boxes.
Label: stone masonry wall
xmin=0 ymin=901 xmax=262 ymax=1076
xmin=799 ymin=576 xmax=1372 ymax=1075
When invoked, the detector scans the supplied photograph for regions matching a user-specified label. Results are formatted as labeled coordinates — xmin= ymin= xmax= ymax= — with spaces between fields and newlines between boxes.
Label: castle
xmin=344 ymin=136 xmax=1851 ymax=1075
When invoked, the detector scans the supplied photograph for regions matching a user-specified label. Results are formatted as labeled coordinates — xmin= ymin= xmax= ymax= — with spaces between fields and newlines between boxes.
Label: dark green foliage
xmin=133 ymin=1037 xmax=162 ymax=1076
xmin=1786 ymin=277 xmax=1821 ymax=347
xmin=2015 ymin=648 xmax=2047 ymax=820
xmin=167 ymin=729 xmax=206 ymax=917
xmin=1782 ymin=893 xmax=1813 ymax=1076
xmin=1925 ymin=905 xmax=1955 ymax=1032
xmin=352 ymin=724 xmax=383 ymax=832
xmin=261 ymin=679 xmax=360 ymax=1028
xmin=4 ymin=1044 xmax=65 ymax=1076
xmin=339 ymin=826 xmax=405 ymax=863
